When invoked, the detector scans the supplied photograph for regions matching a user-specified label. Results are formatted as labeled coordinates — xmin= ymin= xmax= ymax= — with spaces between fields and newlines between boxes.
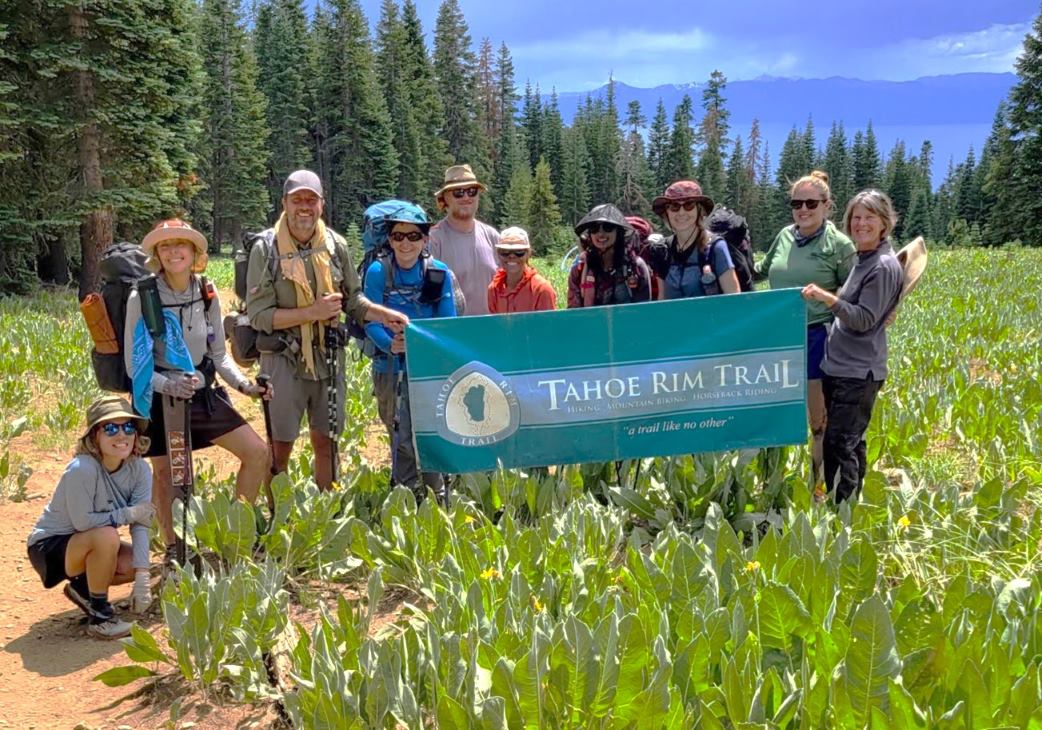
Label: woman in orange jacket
xmin=486 ymin=227 xmax=557 ymax=313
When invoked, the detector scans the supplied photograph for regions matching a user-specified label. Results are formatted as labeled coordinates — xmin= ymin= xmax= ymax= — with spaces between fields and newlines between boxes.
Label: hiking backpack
xmin=705 ymin=207 xmax=756 ymax=292
xmin=85 ymin=242 xmax=213 ymax=391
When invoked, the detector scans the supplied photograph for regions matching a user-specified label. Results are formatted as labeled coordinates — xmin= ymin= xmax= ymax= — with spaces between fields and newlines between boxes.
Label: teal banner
xmin=406 ymin=289 xmax=808 ymax=473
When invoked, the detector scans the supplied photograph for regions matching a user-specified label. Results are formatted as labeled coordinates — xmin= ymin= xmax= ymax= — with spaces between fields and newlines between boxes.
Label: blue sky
xmin=357 ymin=0 xmax=1038 ymax=90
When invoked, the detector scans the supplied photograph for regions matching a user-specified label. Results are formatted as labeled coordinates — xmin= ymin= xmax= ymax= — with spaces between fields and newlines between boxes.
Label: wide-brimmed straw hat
xmin=496 ymin=227 xmax=531 ymax=251
xmin=435 ymin=164 xmax=488 ymax=206
xmin=651 ymin=180 xmax=715 ymax=217
xmin=141 ymin=218 xmax=208 ymax=273
xmin=895 ymin=236 xmax=928 ymax=300
xmin=80 ymin=395 xmax=148 ymax=441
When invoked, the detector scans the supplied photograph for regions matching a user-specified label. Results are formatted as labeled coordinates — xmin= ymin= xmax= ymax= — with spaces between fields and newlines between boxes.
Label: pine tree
xmin=491 ymin=42 xmax=518 ymax=226
xmin=313 ymin=0 xmax=398 ymax=229
xmin=822 ymin=122 xmax=852 ymax=210
xmin=953 ymin=147 xmax=981 ymax=225
xmin=741 ymin=119 xmax=769 ymax=247
xmin=982 ymin=103 xmax=1020 ymax=245
xmin=521 ymin=81 xmax=543 ymax=170
xmin=852 ymin=122 xmax=882 ymax=189
xmin=254 ymin=0 xmax=311 ymax=211
xmin=883 ymin=140 xmax=912 ymax=239
xmin=197 ymin=0 xmax=270 ymax=250
xmin=541 ymin=91 xmax=565 ymax=197
xmin=23 ymin=0 xmax=207 ymax=297
xmin=990 ymin=5 xmax=1042 ymax=245
xmin=399 ymin=0 xmax=450 ymax=195
xmin=724 ymin=135 xmax=753 ymax=212
xmin=663 ymin=94 xmax=695 ymax=183
xmin=528 ymin=156 xmax=562 ymax=255
xmin=559 ymin=126 xmax=591 ymax=226
xmin=903 ymin=187 xmax=932 ymax=240
xmin=617 ymin=100 xmax=652 ymax=217
xmin=502 ymin=155 xmax=532 ymax=228
xmin=695 ymin=70 xmax=729 ymax=199
xmin=646 ymin=99 xmax=671 ymax=193
xmin=432 ymin=0 xmax=486 ymax=176
xmin=476 ymin=37 xmax=497 ymax=144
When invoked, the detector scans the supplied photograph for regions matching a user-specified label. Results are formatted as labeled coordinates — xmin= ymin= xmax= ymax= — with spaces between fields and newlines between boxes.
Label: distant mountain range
xmin=546 ymin=73 xmax=1017 ymax=185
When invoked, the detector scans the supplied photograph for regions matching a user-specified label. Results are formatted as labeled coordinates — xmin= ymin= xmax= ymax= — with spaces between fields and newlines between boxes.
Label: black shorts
xmin=144 ymin=386 xmax=247 ymax=457
xmin=27 ymin=534 xmax=75 ymax=589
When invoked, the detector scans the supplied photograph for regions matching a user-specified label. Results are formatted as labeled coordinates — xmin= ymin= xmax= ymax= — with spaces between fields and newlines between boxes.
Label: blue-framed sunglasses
xmin=100 ymin=422 xmax=138 ymax=437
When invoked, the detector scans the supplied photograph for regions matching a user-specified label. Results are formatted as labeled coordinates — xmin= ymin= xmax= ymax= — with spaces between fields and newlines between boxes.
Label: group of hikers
xmin=27 ymin=160 xmax=915 ymax=639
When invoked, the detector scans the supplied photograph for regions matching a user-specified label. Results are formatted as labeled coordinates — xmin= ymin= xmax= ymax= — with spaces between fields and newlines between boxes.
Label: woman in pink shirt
xmin=487 ymin=227 xmax=558 ymax=313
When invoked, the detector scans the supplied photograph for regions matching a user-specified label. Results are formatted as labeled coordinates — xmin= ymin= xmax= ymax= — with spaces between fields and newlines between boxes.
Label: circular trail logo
xmin=436 ymin=361 xmax=520 ymax=447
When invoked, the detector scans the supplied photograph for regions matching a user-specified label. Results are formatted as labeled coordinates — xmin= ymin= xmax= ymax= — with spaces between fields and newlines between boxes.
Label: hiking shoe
xmin=87 ymin=615 xmax=133 ymax=640
xmin=63 ymin=581 xmax=94 ymax=618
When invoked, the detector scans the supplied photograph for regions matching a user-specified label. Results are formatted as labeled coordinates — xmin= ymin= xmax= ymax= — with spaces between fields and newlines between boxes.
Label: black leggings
xmin=822 ymin=375 xmax=883 ymax=503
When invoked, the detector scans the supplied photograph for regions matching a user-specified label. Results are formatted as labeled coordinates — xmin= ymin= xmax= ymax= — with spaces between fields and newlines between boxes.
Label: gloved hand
xmin=125 ymin=502 xmax=156 ymax=526
xmin=159 ymin=374 xmax=199 ymax=399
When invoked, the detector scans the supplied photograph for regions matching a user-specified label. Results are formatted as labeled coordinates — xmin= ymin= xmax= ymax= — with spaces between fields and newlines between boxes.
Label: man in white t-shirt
xmin=428 ymin=164 xmax=500 ymax=316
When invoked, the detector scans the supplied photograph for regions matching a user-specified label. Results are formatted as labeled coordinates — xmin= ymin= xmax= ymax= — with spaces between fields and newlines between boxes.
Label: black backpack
xmin=88 ymin=242 xmax=213 ymax=391
xmin=706 ymin=208 xmax=756 ymax=292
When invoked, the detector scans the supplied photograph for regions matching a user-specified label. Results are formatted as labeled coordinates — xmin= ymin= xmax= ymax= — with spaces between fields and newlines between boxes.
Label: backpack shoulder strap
xmin=199 ymin=275 xmax=214 ymax=314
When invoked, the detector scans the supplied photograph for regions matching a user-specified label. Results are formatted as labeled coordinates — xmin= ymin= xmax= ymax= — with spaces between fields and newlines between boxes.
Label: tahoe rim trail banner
xmin=407 ymin=289 xmax=808 ymax=473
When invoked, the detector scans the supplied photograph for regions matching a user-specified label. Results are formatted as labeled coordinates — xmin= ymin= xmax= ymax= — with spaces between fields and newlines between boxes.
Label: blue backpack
xmin=348 ymin=200 xmax=464 ymax=356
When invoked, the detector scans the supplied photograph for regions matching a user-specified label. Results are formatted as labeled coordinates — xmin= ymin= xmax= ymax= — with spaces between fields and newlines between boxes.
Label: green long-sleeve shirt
xmin=245 ymin=227 xmax=370 ymax=381
xmin=758 ymin=220 xmax=857 ymax=326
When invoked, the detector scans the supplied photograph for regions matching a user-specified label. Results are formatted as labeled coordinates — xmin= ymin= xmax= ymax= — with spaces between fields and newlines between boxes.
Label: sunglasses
xmin=389 ymin=231 xmax=425 ymax=243
xmin=666 ymin=201 xmax=700 ymax=213
xmin=588 ymin=223 xmax=618 ymax=235
xmin=100 ymin=422 xmax=137 ymax=437
xmin=497 ymin=249 xmax=527 ymax=258
xmin=451 ymin=187 xmax=480 ymax=199
xmin=790 ymin=199 xmax=826 ymax=210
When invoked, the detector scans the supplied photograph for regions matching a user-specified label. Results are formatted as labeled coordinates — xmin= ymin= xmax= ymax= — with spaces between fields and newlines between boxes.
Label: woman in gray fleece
xmin=801 ymin=189 xmax=904 ymax=503
xmin=26 ymin=396 xmax=155 ymax=639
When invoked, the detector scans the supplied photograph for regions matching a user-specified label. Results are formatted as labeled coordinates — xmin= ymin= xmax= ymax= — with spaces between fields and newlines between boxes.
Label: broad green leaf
xmin=843 ymin=596 xmax=901 ymax=727
xmin=122 ymin=624 xmax=170 ymax=664
xmin=756 ymin=582 xmax=812 ymax=654
xmin=93 ymin=664 xmax=157 ymax=687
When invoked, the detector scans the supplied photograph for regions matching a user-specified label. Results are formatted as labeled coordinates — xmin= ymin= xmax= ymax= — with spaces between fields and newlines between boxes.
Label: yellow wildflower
xmin=480 ymin=567 xmax=501 ymax=580
xmin=897 ymin=515 xmax=912 ymax=530
xmin=746 ymin=561 xmax=761 ymax=573
xmin=464 ymin=515 xmax=475 ymax=525
xmin=531 ymin=595 xmax=544 ymax=613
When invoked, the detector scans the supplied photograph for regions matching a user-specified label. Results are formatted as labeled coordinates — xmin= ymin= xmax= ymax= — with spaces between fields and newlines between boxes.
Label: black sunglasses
xmin=451 ymin=187 xmax=481 ymax=199
xmin=587 ymin=223 xmax=618 ymax=235
xmin=497 ymin=249 xmax=527 ymax=258
xmin=100 ymin=422 xmax=137 ymax=437
xmin=667 ymin=201 xmax=699 ymax=213
xmin=389 ymin=231 xmax=425 ymax=242
xmin=790 ymin=199 xmax=826 ymax=210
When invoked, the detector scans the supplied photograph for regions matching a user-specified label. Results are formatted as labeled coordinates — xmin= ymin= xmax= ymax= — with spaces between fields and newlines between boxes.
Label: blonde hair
xmin=790 ymin=170 xmax=831 ymax=201
xmin=843 ymin=189 xmax=898 ymax=241
xmin=145 ymin=238 xmax=209 ymax=274
xmin=76 ymin=427 xmax=150 ymax=462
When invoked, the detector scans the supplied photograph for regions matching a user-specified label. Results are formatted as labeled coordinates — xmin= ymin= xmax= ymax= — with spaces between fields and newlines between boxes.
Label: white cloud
xmin=875 ymin=22 xmax=1030 ymax=76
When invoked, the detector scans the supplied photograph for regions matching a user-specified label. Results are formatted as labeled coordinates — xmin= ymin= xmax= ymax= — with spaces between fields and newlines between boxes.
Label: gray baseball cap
xmin=283 ymin=169 xmax=324 ymax=198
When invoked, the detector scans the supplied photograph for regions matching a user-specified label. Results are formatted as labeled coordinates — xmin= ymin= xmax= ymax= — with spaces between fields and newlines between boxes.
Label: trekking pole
xmin=256 ymin=373 xmax=276 ymax=510
xmin=391 ymin=354 xmax=405 ymax=490
xmin=325 ymin=318 xmax=341 ymax=488
xmin=162 ymin=372 xmax=195 ymax=572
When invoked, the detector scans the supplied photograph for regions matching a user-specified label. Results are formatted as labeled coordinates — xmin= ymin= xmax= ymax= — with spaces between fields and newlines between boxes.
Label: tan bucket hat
xmin=141 ymin=218 xmax=208 ymax=273
xmin=435 ymin=164 xmax=487 ymax=205
xmin=895 ymin=236 xmax=928 ymax=300
xmin=81 ymin=395 xmax=148 ymax=440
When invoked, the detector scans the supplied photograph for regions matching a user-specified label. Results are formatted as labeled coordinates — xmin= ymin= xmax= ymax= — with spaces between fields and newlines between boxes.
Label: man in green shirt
xmin=246 ymin=170 xmax=407 ymax=490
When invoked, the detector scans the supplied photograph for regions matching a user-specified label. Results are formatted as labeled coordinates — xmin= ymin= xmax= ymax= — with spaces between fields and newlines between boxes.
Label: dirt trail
xmin=0 ymin=382 xmax=387 ymax=728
